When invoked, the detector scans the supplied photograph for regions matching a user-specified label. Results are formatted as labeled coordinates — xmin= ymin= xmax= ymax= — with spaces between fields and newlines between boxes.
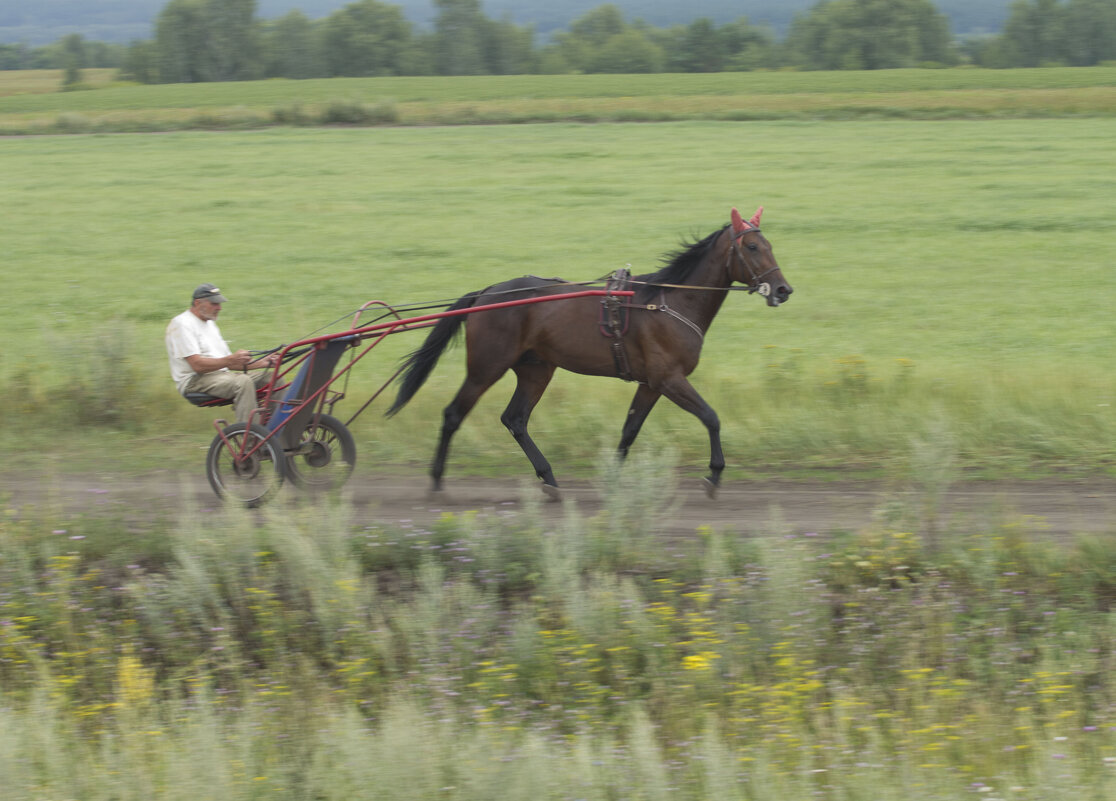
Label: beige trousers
xmin=185 ymin=369 xmax=270 ymax=424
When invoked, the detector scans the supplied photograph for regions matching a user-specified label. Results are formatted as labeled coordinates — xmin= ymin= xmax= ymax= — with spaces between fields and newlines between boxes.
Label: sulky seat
xmin=183 ymin=391 xmax=232 ymax=407
xmin=183 ymin=385 xmax=278 ymax=409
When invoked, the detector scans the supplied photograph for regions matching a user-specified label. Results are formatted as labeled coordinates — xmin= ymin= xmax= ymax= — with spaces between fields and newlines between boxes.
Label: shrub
xmin=318 ymin=99 xmax=399 ymax=126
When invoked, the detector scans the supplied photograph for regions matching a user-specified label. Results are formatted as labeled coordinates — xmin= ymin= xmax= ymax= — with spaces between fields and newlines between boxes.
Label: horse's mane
xmin=635 ymin=225 xmax=726 ymax=299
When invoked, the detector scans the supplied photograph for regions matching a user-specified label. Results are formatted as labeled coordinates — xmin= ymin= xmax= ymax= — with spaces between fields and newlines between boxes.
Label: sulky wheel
xmin=283 ymin=414 xmax=356 ymax=492
xmin=206 ymin=422 xmax=285 ymax=507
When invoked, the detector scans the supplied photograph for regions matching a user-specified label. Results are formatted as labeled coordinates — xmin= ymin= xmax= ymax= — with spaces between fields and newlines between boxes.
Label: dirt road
xmin=9 ymin=469 xmax=1115 ymax=538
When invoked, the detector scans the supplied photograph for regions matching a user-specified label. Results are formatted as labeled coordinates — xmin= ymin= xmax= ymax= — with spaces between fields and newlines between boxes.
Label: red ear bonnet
xmin=732 ymin=206 xmax=763 ymax=233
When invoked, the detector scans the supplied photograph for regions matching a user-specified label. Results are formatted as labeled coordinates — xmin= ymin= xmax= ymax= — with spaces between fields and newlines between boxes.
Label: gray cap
xmin=193 ymin=283 xmax=228 ymax=303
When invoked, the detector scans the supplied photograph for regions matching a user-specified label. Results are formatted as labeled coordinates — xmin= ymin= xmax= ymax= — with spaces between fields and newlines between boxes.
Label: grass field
xmin=2 ymin=112 xmax=1115 ymax=478
xmin=3 ymin=69 xmax=1116 ymax=800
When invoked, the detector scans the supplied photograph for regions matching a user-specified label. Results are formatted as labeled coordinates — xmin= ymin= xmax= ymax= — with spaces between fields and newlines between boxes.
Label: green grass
xmin=2 ymin=116 xmax=1114 ymax=478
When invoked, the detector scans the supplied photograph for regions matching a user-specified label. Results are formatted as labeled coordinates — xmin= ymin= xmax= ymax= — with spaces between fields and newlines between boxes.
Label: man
xmin=166 ymin=283 xmax=278 ymax=423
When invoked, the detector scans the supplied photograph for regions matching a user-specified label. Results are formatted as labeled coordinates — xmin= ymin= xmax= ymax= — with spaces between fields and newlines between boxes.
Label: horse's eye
xmin=747 ymin=242 xmax=759 ymax=252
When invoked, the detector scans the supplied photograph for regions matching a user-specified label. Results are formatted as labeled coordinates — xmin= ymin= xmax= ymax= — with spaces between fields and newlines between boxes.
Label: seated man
xmin=166 ymin=283 xmax=278 ymax=423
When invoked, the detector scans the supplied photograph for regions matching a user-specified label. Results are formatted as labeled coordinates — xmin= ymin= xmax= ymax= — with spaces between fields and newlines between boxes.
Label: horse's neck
xmin=668 ymin=236 xmax=733 ymax=330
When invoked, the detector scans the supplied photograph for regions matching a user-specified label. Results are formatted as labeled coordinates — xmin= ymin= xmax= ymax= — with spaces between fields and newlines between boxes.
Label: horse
xmin=386 ymin=206 xmax=793 ymax=498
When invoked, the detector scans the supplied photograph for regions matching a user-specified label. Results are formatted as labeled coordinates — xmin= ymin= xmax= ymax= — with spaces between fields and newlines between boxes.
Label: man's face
xmin=192 ymin=298 xmax=222 ymax=322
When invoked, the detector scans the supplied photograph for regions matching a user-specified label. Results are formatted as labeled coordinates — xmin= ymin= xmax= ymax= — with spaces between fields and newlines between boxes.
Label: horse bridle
xmin=728 ymin=227 xmax=780 ymax=297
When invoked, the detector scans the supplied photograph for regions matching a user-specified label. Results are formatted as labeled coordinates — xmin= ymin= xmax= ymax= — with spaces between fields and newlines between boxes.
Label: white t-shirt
xmin=166 ymin=309 xmax=232 ymax=393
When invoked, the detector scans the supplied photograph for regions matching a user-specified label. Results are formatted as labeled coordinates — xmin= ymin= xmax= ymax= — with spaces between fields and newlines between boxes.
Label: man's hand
xmin=225 ymin=349 xmax=254 ymax=370
xmin=248 ymin=353 xmax=280 ymax=370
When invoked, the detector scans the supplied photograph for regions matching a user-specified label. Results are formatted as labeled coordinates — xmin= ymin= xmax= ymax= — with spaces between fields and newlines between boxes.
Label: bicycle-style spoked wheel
xmin=206 ymin=423 xmax=285 ymax=507
xmin=284 ymin=414 xmax=356 ymax=492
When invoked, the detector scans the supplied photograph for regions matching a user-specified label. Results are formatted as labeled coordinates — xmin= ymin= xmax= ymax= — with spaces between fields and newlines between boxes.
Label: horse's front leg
xmin=617 ymin=384 xmax=661 ymax=460
xmin=659 ymin=377 xmax=723 ymax=498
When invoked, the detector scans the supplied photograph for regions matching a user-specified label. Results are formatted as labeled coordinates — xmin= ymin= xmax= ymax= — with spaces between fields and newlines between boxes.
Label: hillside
xmin=0 ymin=0 xmax=1013 ymax=46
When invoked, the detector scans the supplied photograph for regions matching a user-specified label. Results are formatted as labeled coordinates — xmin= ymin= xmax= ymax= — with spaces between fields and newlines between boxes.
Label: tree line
xmin=2 ymin=0 xmax=1115 ymax=80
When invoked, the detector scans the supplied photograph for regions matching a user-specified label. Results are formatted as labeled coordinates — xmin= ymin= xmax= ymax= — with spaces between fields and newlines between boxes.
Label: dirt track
xmin=9 ymin=469 xmax=1115 ymax=539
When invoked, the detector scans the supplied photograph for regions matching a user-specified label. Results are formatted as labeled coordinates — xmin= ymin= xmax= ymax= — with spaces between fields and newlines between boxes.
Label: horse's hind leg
xmin=617 ymin=385 xmax=662 ymax=460
xmin=431 ymin=373 xmax=501 ymax=492
xmin=500 ymin=362 xmax=559 ymax=496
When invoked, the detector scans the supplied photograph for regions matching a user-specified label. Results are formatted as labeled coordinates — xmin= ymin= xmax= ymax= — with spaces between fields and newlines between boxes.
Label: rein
xmin=294 ymin=225 xmax=772 ymax=359
xmin=600 ymin=226 xmax=776 ymax=295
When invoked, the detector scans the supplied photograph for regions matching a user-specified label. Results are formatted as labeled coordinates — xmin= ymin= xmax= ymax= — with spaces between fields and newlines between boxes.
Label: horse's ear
xmin=731 ymin=207 xmax=746 ymax=232
xmin=749 ymin=206 xmax=764 ymax=228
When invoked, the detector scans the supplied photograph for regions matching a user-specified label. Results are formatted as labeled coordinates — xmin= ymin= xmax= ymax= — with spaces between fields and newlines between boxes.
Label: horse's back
xmin=476 ymin=275 xmax=570 ymax=300
xmin=464 ymin=275 xmax=616 ymax=376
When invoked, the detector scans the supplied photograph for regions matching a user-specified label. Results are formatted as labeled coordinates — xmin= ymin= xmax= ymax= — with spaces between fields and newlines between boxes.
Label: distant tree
xmin=1000 ymin=0 xmax=1067 ymax=65
xmin=718 ymin=17 xmax=778 ymax=70
xmin=61 ymin=33 xmax=85 ymax=87
xmin=569 ymin=4 xmax=626 ymax=46
xmin=0 ymin=44 xmax=30 ymax=70
xmin=680 ymin=19 xmax=725 ymax=72
xmin=262 ymin=10 xmax=325 ymax=78
xmin=398 ymin=33 xmax=439 ymax=76
xmin=534 ymin=44 xmax=573 ymax=74
xmin=121 ymin=40 xmax=159 ymax=83
xmin=479 ymin=16 xmax=537 ymax=74
xmin=321 ymin=0 xmax=412 ymax=76
xmin=786 ymin=0 xmax=955 ymax=69
xmin=986 ymin=0 xmax=1116 ymax=67
xmin=656 ymin=16 xmax=776 ymax=72
xmin=205 ymin=0 xmax=260 ymax=81
xmin=432 ymin=0 xmax=486 ymax=75
xmin=155 ymin=0 xmax=210 ymax=82
xmin=548 ymin=4 xmax=629 ymax=72
xmin=85 ymin=42 xmax=126 ymax=69
xmin=1062 ymin=0 xmax=1116 ymax=65
xmin=154 ymin=0 xmax=260 ymax=83
xmin=591 ymin=29 xmax=664 ymax=73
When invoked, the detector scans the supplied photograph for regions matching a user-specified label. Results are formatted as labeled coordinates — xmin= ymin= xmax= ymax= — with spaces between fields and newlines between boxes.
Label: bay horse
xmin=386 ymin=207 xmax=793 ymax=498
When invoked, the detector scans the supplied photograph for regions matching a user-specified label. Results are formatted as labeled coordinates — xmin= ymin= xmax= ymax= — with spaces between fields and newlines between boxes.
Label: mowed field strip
xmin=1 ymin=67 xmax=1115 ymax=133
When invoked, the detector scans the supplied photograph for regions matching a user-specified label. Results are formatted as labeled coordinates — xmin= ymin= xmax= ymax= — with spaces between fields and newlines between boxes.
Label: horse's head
xmin=728 ymin=207 xmax=793 ymax=307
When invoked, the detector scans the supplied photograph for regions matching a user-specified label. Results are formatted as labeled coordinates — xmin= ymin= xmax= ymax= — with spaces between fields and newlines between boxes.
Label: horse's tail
xmin=385 ymin=291 xmax=482 ymax=417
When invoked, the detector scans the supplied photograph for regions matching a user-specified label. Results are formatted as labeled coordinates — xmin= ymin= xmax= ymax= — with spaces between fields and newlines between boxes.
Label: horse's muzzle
xmin=767 ymin=283 xmax=793 ymax=307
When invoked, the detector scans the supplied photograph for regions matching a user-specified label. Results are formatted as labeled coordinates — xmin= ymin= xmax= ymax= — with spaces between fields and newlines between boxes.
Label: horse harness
xmin=598 ymin=226 xmax=773 ymax=382
xmin=599 ymin=268 xmax=637 ymax=381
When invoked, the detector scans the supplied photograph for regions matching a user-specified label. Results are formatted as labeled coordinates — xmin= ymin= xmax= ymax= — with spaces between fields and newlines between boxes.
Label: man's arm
xmin=185 ymin=349 xmax=254 ymax=375
xmin=184 ymin=350 xmax=279 ymax=374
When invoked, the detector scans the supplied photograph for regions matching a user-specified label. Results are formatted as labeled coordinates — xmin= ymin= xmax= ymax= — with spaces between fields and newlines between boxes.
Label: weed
xmin=3 ymin=492 xmax=1116 ymax=798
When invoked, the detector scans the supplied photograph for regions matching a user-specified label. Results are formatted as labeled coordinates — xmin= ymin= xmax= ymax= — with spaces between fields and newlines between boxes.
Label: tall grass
xmin=3 ymin=455 xmax=1116 ymax=798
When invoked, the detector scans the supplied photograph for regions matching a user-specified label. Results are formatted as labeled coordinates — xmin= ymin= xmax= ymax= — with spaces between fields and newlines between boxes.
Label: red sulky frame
xmin=210 ymin=289 xmax=636 ymax=470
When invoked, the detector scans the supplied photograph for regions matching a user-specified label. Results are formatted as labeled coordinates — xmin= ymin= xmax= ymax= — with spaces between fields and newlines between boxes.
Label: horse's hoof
xmin=541 ymin=483 xmax=562 ymax=503
xmin=701 ymin=477 xmax=719 ymax=500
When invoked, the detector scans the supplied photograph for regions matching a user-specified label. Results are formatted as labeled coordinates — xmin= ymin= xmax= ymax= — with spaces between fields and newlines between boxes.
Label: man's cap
xmin=193 ymin=283 xmax=228 ymax=303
